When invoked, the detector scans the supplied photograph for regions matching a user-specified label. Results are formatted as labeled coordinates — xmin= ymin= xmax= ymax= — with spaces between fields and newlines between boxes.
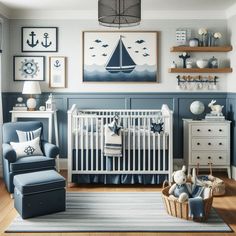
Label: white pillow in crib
xmin=10 ymin=137 xmax=43 ymax=159
xmin=16 ymin=127 xmax=42 ymax=142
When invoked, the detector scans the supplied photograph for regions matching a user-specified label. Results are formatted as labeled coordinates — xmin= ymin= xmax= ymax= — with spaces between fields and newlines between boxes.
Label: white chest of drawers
xmin=183 ymin=119 xmax=231 ymax=178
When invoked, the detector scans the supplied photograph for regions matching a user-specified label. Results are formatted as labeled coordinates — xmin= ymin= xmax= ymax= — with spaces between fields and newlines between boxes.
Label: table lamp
xmin=22 ymin=81 xmax=41 ymax=111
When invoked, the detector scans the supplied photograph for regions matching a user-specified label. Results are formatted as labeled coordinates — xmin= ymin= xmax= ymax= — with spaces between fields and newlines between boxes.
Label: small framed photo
xmin=49 ymin=56 xmax=66 ymax=88
xmin=21 ymin=27 xmax=58 ymax=52
xmin=13 ymin=56 xmax=45 ymax=81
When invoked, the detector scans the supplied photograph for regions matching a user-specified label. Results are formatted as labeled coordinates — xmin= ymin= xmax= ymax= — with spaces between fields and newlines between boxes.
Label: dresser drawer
xmin=191 ymin=125 xmax=227 ymax=137
xmin=192 ymin=138 xmax=227 ymax=151
xmin=191 ymin=152 xmax=228 ymax=165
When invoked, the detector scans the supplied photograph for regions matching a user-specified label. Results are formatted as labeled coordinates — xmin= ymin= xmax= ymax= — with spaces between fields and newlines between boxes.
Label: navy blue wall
xmin=3 ymin=92 xmax=235 ymax=166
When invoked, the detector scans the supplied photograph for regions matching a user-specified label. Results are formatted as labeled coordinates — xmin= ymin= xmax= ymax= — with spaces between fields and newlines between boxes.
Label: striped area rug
xmin=6 ymin=192 xmax=231 ymax=232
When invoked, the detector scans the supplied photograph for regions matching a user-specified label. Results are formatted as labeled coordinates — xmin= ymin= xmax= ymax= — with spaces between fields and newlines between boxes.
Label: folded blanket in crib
xmin=188 ymin=196 xmax=204 ymax=220
xmin=104 ymin=121 xmax=122 ymax=157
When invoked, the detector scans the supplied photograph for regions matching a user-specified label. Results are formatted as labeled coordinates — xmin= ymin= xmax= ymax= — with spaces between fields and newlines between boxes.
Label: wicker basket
xmin=162 ymin=185 xmax=213 ymax=221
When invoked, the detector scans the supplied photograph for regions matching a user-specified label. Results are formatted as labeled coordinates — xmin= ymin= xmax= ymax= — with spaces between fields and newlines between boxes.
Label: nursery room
xmin=0 ymin=0 xmax=236 ymax=235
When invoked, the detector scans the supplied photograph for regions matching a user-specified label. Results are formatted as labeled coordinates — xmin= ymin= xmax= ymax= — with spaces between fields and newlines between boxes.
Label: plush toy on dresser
xmin=168 ymin=166 xmax=193 ymax=203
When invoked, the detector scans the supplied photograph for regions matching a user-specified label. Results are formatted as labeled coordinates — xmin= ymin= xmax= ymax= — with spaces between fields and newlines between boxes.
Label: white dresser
xmin=183 ymin=119 xmax=231 ymax=178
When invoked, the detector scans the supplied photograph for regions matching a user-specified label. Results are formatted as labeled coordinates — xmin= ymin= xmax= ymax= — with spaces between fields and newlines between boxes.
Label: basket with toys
xmin=162 ymin=166 xmax=213 ymax=221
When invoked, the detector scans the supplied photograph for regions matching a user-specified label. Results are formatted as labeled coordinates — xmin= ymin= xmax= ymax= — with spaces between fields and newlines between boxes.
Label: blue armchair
xmin=2 ymin=121 xmax=59 ymax=193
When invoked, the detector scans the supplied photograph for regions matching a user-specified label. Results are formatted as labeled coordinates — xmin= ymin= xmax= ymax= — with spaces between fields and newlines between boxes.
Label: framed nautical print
xmin=83 ymin=31 xmax=159 ymax=82
xmin=21 ymin=27 xmax=58 ymax=52
xmin=13 ymin=56 xmax=45 ymax=81
xmin=49 ymin=56 xmax=66 ymax=88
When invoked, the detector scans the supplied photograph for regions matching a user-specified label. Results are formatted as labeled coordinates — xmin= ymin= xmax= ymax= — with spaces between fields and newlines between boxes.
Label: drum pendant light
xmin=98 ymin=0 xmax=141 ymax=28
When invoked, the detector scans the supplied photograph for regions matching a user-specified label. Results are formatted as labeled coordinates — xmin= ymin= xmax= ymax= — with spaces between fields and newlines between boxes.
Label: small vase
xmin=202 ymin=35 xmax=208 ymax=47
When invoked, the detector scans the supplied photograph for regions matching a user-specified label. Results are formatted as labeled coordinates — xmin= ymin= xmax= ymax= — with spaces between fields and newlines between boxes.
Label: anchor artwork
xmin=22 ymin=27 xmax=58 ymax=52
xmin=83 ymin=31 xmax=159 ymax=82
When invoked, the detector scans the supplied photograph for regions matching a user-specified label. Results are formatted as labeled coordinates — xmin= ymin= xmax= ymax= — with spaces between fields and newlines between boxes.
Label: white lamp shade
xmin=22 ymin=81 xmax=41 ymax=95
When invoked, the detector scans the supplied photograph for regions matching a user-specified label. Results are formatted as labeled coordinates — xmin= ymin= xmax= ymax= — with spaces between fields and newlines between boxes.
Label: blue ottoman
xmin=13 ymin=170 xmax=66 ymax=219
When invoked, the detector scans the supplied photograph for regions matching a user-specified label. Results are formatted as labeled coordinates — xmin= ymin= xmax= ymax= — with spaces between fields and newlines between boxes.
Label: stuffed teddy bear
xmin=168 ymin=165 xmax=192 ymax=203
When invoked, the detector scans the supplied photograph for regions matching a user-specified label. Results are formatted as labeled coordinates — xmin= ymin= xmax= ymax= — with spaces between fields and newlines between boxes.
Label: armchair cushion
xmin=16 ymin=127 xmax=42 ymax=142
xmin=2 ymin=143 xmax=17 ymax=163
xmin=41 ymin=140 xmax=59 ymax=159
xmin=10 ymin=137 xmax=43 ymax=159
xmin=10 ymin=156 xmax=55 ymax=172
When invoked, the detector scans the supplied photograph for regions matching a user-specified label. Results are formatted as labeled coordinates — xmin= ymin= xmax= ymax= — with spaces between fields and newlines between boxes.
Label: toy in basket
xmin=195 ymin=163 xmax=225 ymax=196
xmin=162 ymin=166 xmax=213 ymax=221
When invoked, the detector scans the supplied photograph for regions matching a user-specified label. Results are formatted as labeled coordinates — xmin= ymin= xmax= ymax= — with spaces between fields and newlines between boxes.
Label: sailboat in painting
xmin=105 ymin=36 xmax=136 ymax=73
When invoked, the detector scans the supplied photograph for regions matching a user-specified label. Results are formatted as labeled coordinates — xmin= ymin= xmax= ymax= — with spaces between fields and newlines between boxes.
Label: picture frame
xmin=83 ymin=31 xmax=159 ymax=82
xmin=49 ymin=56 xmax=66 ymax=88
xmin=21 ymin=27 xmax=58 ymax=52
xmin=13 ymin=56 xmax=45 ymax=81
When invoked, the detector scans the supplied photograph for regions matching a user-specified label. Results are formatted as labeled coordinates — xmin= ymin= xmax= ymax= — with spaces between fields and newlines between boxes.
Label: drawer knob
xmin=219 ymin=142 xmax=223 ymax=145
xmin=197 ymin=142 xmax=200 ymax=145
xmin=197 ymin=156 xmax=200 ymax=159
xmin=197 ymin=129 xmax=200 ymax=132
xmin=208 ymin=129 xmax=211 ymax=132
xmin=208 ymin=156 xmax=211 ymax=159
xmin=219 ymin=129 xmax=222 ymax=132
xmin=208 ymin=142 xmax=211 ymax=146
xmin=219 ymin=156 xmax=222 ymax=159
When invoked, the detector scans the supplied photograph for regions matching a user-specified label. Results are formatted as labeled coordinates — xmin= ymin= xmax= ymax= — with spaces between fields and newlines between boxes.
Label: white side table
xmin=10 ymin=110 xmax=60 ymax=171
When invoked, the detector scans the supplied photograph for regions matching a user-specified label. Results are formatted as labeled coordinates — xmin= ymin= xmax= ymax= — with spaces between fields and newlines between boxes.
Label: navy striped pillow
xmin=16 ymin=127 xmax=42 ymax=142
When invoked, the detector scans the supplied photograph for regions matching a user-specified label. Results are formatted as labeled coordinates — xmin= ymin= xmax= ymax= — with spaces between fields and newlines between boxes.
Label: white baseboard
xmin=232 ymin=165 xmax=236 ymax=180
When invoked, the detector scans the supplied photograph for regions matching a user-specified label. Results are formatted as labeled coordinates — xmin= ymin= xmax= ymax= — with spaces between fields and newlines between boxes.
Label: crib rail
xmin=67 ymin=104 xmax=173 ymax=183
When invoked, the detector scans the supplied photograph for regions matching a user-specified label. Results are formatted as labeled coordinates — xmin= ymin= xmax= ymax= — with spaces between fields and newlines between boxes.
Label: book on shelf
xmin=13 ymin=106 xmax=27 ymax=111
xmin=205 ymin=113 xmax=225 ymax=120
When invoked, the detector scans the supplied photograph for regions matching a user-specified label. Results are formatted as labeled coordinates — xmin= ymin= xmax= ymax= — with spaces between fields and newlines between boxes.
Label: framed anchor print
xmin=13 ymin=56 xmax=45 ymax=81
xmin=21 ymin=27 xmax=58 ymax=52
xmin=83 ymin=31 xmax=159 ymax=82
xmin=49 ymin=56 xmax=66 ymax=88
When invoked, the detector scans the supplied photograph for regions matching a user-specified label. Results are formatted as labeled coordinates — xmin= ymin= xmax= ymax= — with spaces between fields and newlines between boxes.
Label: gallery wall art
xmin=83 ymin=31 xmax=159 ymax=82
xmin=21 ymin=27 xmax=58 ymax=52
xmin=13 ymin=56 xmax=45 ymax=81
xmin=49 ymin=56 xmax=66 ymax=88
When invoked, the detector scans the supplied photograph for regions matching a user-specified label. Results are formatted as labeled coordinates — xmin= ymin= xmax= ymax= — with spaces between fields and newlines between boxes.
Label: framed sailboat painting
xmin=83 ymin=31 xmax=159 ymax=82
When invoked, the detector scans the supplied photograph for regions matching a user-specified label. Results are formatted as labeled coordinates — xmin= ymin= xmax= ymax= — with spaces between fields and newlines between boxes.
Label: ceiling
xmin=0 ymin=0 xmax=235 ymax=11
xmin=0 ymin=0 xmax=236 ymax=19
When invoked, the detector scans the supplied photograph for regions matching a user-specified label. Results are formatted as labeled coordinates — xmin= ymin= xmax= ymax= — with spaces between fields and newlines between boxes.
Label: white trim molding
xmin=232 ymin=165 xmax=236 ymax=180
xmin=0 ymin=2 xmax=11 ymax=19
xmin=226 ymin=2 xmax=236 ymax=19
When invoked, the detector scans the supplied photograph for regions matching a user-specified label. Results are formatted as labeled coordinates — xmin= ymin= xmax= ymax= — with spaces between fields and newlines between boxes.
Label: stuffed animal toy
xmin=168 ymin=166 xmax=192 ymax=203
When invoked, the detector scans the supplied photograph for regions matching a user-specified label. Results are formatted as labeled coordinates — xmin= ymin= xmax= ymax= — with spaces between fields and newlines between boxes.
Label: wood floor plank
xmin=1 ymin=171 xmax=236 ymax=236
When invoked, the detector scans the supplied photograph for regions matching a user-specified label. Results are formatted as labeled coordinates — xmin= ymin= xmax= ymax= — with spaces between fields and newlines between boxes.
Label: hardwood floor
xmin=0 ymin=171 xmax=236 ymax=236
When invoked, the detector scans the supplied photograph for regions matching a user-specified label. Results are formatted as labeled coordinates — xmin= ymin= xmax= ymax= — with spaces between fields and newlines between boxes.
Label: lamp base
xmin=26 ymin=98 xmax=36 ymax=111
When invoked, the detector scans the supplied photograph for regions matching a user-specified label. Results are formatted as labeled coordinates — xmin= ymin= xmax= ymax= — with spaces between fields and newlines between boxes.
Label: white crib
xmin=67 ymin=104 xmax=173 ymax=184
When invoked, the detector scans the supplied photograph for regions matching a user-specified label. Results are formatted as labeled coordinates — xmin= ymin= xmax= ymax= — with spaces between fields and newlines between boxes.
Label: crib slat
xmin=81 ymin=118 xmax=84 ymax=171
xmin=143 ymin=117 xmax=146 ymax=171
xmin=133 ymin=117 xmax=135 ymax=171
xmin=86 ymin=117 xmax=89 ymax=171
xmin=138 ymin=117 xmax=140 ymax=171
xmin=158 ymin=133 xmax=161 ymax=171
xmin=101 ymin=118 xmax=104 ymax=171
xmin=75 ymin=117 xmax=78 ymax=172
xmin=91 ymin=117 xmax=93 ymax=171
xmin=96 ymin=118 xmax=99 ymax=171
xmin=163 ymin=132 xmax=166 ymax=171
xmin=128 ymin=116 xmax=131 ymax=172
xmin=122 ymin=117 xmax=125 ymax=172
xmin=148 ymin=118 xmax=151 ymax=171
xmin=153 ymin=127 xmax=156 ymax=171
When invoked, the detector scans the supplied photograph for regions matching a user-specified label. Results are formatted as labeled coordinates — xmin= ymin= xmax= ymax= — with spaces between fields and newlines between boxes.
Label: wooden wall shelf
xmin=168 ymin=68 xmax=233 ymax=73
xmin=170 ymin=46 xmax=233 ymax=52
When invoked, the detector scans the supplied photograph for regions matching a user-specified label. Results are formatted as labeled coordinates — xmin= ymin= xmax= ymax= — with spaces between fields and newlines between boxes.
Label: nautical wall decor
xmin=13 ymin=56 xmax=45 ymax=81
xmin=49 ymin=56 xmax=66 ymax=88
xmin=21 ymin=27 xmax=58 ymax=52
xmin=83 ymin=31 xmax=159 ymax=82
